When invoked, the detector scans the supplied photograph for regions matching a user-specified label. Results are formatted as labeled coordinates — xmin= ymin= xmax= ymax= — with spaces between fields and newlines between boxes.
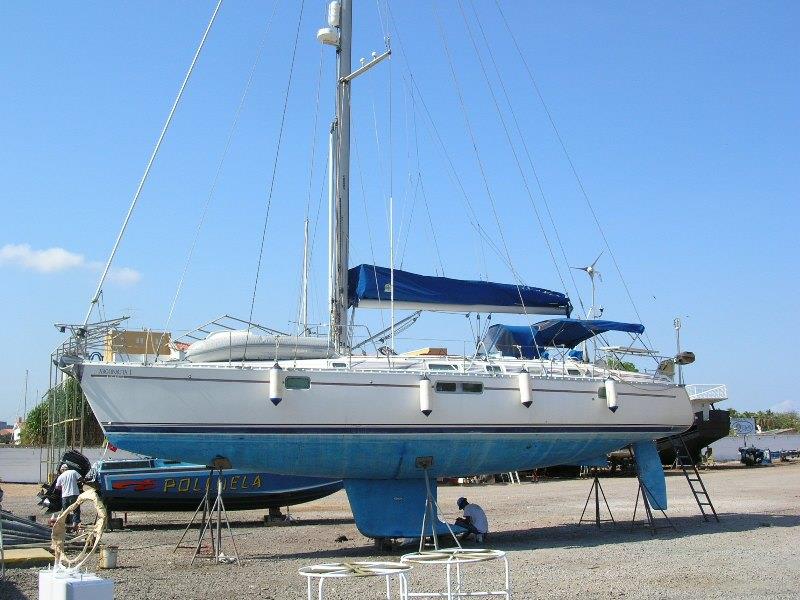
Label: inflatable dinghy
xmin=184 ymin=330 xmax=333 ymax=362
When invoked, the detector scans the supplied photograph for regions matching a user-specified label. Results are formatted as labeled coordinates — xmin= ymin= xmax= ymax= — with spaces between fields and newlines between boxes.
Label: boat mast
xmin=332 ymin=0 xmax=353 ymax=352
xmin=319 ymin=0 xmax=390 ymax=352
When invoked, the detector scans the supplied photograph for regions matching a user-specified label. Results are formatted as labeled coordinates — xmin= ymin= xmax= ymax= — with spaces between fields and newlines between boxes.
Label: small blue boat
xmin=95 ymin=457 xmax=343 ymax=512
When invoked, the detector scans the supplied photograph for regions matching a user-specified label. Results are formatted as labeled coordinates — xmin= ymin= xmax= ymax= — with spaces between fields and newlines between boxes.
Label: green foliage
xmin=21 ymin=377 xmax=104 ymax=446
xmin=605 ymin=358 xmax=639 ymax=373
xmin=729 ymin=408 xmax=800 ymax=432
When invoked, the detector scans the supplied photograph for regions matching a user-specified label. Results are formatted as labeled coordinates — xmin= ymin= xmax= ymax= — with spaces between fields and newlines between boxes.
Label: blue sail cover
xmin=348 ymin=265 xmax=572 ymax=316
xmin=482 ymin=319 xmax=645 ymax=359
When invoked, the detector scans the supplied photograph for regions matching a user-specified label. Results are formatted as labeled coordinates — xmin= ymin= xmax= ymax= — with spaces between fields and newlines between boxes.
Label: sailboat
xmin=61 ymin=0 xmax=694 ymax=539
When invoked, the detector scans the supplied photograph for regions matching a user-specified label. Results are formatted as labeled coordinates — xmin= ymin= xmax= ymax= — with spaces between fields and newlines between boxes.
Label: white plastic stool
xmin=299 ymin=561 xmax=412 ymax=600
xmin=401 ymin=547 xmax=510 ymax=600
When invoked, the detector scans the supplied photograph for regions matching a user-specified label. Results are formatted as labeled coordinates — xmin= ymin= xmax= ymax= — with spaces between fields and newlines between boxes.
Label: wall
xmin=710 ymin=434 xmax=800 ymax=462
xmin=0 ymin=446 xmax=139 ymax=483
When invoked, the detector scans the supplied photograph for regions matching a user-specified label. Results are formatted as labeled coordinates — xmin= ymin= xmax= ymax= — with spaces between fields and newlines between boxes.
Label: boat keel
xmin=344 ymin=478 xmax=464 ymax=539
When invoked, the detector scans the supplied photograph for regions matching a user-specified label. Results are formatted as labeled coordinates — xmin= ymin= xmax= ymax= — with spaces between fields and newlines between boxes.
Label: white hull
xmin=75 ymin=357 xmax=693 ymax=479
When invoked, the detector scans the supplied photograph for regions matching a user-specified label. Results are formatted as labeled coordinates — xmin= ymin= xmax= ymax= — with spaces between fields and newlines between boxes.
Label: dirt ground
xmin=2 ymin=462 xmax=799 ymax=599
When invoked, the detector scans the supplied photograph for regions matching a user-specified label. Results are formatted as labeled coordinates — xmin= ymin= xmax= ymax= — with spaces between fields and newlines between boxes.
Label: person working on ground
xmin=55 ymin=464 xmax=82 ymax=530
xmin=454 ymin=497 xmax=488 ymax=542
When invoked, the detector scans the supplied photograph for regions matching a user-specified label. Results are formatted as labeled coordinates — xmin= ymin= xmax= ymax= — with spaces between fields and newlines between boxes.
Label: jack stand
xmin=416 ymin=457 xmax=461 ymax=553
xmin=578 ymin=472 xmax=615 ymax=527
xmin=631 ymin=478 xmax=676 ymax=535
xmin=174 ymin=468 xmax=240 ymax=565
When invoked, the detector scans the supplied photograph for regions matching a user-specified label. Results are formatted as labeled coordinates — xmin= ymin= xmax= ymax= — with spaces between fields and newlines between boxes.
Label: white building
xmin=12 ymin=418 xmax=24 ymax=445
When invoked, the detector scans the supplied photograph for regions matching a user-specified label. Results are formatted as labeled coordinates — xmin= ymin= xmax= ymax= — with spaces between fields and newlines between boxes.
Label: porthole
xmin=285 ymin=376 xmax=311 ymax=390
xmin=461 ymin=382 xmax=484 ymax=394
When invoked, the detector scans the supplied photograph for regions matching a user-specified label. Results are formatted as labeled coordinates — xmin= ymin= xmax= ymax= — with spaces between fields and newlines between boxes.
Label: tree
xmin=605 ymin=358 xmax=639 ymax=373
xmin=21 ymin=377 xmax=104 ymax=446
xmin=729 ymin=408 xmax=800 ymax=432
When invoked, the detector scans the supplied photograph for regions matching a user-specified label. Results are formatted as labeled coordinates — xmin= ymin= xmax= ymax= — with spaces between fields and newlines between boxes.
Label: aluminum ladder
xmin=669 ymin=435 xmax=720 ymax=522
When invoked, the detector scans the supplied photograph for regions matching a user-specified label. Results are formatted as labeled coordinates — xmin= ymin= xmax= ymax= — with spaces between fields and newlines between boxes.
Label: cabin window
xmin=429 ymin=363 xmax=458 ymax=371
xmin=331 ymin=362 xmax=347 ymax=368
xmin=461 ymin=382 xmax=484 ymax=394
xmin=485 ymin=365 xmax=502 ymax=374
xmin=435 ymin=381 xmax=483 ymax=394
xmin=567 ymin=369 xmax=581 ymax=376
xmin=598 ymin=386 xmax=607 ymax=400
xmin=435 ymin=381 xmax=458 ymax=393
xmin=285 ymin=376 xmax=311 ymax=390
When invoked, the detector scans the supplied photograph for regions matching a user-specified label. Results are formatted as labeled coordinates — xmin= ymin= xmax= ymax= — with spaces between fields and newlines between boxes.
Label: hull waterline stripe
xmin=103 ymin=424 xmax=686 ymax=435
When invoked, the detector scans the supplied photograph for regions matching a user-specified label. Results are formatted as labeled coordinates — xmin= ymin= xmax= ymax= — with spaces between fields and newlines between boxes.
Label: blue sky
xmin=1 ymin=1 xmax=798 ymax=423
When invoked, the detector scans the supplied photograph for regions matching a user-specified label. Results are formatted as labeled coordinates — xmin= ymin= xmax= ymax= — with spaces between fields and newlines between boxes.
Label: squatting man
xmin=454 ymin=496 xmax=488 ymax=542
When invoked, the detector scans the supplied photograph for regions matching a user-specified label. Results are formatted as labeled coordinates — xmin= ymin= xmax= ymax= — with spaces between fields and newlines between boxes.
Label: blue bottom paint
xmin=105 ymin=431 xmax=675 ymax=538
xmin=633 ymin=440 xmax=667 ymax=510
xmin=345 ymin=478 xmax=465 ymax=539
xmin=105 ymin=432 xmax=677 ymax=480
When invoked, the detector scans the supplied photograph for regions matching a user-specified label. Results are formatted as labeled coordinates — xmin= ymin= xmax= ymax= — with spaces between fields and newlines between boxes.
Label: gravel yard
xmin=2 ymin=462 xmax=799 ymax=599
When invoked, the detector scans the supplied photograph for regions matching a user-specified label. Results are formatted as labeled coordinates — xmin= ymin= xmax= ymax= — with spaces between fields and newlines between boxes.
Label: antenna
xmin=23 ymin=369 xmax=29 ymax=420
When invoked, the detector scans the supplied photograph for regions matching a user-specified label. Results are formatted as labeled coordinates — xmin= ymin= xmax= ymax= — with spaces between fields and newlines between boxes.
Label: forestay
xmin=347 ymin=264 xmax=572 ymax=315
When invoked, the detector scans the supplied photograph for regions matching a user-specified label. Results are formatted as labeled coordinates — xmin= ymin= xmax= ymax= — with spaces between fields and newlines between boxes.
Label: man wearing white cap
xmin=455 ymin=497 xmax=488 ymax=543
xmin=55 ymin=464 xmax=82 ymax=530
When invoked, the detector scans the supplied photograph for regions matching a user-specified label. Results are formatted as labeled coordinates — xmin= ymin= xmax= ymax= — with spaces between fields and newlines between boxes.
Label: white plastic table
xmin=299 ymin=561 xmax=412 ymax=600
xmin=400 ymin=548 xmax=510 ymax=600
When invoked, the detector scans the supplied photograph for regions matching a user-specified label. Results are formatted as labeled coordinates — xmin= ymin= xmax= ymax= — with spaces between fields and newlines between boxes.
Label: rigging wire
xmin=82 ymin=0 xmax=223 ymax=327
xmin=384 ymin=1 xmax=527 ymax=283
xmin=494 ymin=0 xmax=651 ymax=345
xmin=352 ymin=130 xmax=386 ymax=329
xmin=454 ymin=0 xmax=569 ymax=298
xmin=400 ymin=78 xmax=444 ymax=276
xmin=465 ymin=0 xmax=586 ymax=314
xmin=244 ymin=0 xmax=307 ymax=358
xmin=155 ymin=0 xmax=281 ymax=359
xmin=296 ymin=45 xmax=326 ymax=334
xmin=306 ymin=151 xmax=330 ymax=329
xmin=431 ymin=0 xmax=539 ymax=326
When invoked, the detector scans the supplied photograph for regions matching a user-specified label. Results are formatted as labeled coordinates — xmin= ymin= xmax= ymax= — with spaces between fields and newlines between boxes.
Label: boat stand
xmin=173 ymin=469 xmax=240 ymax=565
xmin=630 ymin=478 xmax=676 ymax=535
xmin=417 ymin=458 xmax=461 ymax=553
xmin=578 ymin=472 xmax=615 ymax=527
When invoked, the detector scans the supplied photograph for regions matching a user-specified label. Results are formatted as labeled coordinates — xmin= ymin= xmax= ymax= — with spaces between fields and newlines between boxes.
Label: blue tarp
xmin=481 ymin=319 xmax=645 ymax=358
xmin=348 ymin=265 xmax=572 ymax=316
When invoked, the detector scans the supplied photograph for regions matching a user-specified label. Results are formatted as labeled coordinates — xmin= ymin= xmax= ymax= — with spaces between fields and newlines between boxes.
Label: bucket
xmin=99 ymin=545 xmax=119 ymax=569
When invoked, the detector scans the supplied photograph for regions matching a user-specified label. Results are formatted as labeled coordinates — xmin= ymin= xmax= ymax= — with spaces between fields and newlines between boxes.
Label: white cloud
xmin=0 ymin=243 xmax=84 ymax=273
xmin=0 ymin=243 xmax=141 ymax=286
xmin=770 ymin=399 xmax=798 ymax=413
xmin=107 ymin=266 xmax=142 ymax=285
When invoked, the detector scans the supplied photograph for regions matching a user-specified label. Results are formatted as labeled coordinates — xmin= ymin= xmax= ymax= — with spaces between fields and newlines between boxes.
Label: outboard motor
xmin=37 ymin=450 xmax=91 ymax=512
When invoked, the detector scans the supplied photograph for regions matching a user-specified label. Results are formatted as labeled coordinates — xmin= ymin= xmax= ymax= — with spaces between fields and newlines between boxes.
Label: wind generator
xmin=571 ymin=252 xmax=604 ymax=361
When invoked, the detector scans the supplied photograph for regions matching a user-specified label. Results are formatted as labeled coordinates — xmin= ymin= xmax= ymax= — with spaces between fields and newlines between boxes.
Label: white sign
xmin=731 ymin=417 xmax=756 ymax=436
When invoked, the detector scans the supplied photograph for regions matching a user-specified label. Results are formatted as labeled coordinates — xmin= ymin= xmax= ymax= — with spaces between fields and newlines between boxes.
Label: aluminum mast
xmin=319 ymin=0 xmax=390 ymax=352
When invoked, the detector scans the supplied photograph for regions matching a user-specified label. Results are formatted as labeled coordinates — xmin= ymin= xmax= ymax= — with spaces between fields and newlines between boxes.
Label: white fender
xmin=270 ymin=363 xmax=283 ymax=406
xmin=605 ymin=378 xmax=618 ymax=413
xmin=518 ymin=369 xmax=532 ymax=408
xmin=419 ymin=376 xmax=432 ymax=416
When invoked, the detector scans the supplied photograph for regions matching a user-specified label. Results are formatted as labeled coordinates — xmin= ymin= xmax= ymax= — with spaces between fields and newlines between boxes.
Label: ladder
xmin=669 ymin=436 xmax=720 ymax=522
